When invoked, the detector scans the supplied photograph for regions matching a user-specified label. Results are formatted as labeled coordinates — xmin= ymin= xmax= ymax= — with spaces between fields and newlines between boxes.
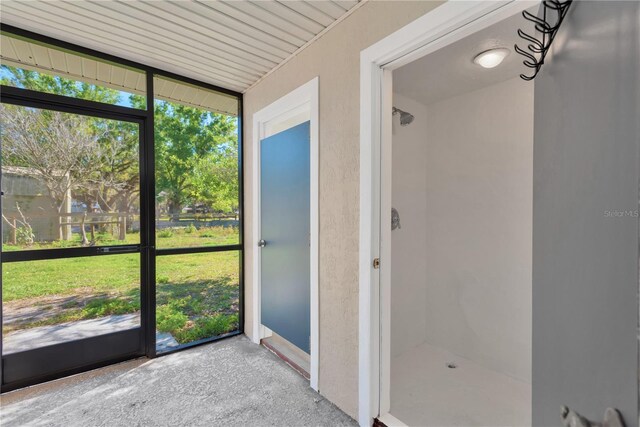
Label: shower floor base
xmin=390 ymin=342 xmax=531 ymax=426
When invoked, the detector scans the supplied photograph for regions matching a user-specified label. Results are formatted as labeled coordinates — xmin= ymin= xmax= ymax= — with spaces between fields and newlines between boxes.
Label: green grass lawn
xmin=2 ymin=226 xmax=240 ymax=345
xmin=156 ymin=223 xmax=239 ymax=248
xmin=156 ymin=251 xmax=239 ymax=344
xmin=2 ymin=223 xmax=239 ymax=252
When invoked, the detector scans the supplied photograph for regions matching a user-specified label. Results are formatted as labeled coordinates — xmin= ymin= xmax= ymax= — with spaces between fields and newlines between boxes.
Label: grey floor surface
xmin=0 ymin=336 xmax=357 ymax=427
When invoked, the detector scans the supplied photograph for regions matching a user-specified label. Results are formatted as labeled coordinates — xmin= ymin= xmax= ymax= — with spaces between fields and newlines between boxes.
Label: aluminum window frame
xmin=0 ymin=24 xmax=244 ymax=391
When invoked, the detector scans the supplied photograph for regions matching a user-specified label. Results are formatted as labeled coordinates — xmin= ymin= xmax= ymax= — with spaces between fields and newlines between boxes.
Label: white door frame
xmin=252 ymin=77 xmax=319 ymax=391
xmin=357 ymin=2 xmax=536 ymax=426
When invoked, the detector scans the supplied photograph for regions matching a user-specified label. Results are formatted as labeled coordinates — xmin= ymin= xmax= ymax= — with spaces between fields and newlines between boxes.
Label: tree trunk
xmin=119 ymin=215 xmax=126 ymax=241
xmin=168 ymin=200 xmax=182 ymax=222
xmin=11 ymin=218 xmax=17 ymax=245
xmin=80 ymin=212 xmax=89 ymax=245
xmin=58 ymin=207 xmax=64 ymax=241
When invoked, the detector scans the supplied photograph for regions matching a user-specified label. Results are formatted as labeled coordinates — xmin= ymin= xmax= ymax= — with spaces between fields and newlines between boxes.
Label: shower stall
xmin=387 ymin=11 xmax=534 ymax=426
xmin=360 ymin=1 xmax=640 ymax=425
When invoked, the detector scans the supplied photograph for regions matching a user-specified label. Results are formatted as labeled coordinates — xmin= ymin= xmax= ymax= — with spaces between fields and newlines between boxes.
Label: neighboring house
xmin=1 ymin=166 xmax=71 ymax=243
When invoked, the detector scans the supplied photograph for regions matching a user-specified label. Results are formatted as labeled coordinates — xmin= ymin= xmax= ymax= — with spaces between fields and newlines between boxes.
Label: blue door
xmin=260 ymin=121 xmax=310 ymax=353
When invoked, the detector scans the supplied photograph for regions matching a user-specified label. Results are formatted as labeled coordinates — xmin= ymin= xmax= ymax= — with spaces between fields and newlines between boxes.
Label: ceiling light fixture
xmin=473 ymin=48 xmax=510 ymax=69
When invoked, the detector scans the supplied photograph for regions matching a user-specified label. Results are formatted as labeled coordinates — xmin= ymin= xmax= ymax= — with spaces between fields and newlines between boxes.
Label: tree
xmin=1 ymin=66 xmax=140 ymax=241
xmin=1 ymin=66 xmax=121 ymax=104
xmin=151 ymin=99 xmax=238 ymax=220
xmin=0 ymin=104 xmax=102 ymax=239
xmin=0 ymin=104 xmax=101 ymax=210
xmin=87 ymin=119 xmax=140 ymax=217
xmin=1 ymin=66 xmax=139 ymax=204
xmin=1 ymin=65 xmax=240 ymax=230
xmin=191 ymin=143 xmax=238 ymax=213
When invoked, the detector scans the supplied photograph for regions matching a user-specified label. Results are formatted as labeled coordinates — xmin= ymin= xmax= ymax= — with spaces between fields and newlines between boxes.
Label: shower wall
xmin=391 ymin=93 xmax=429 ymax=358
xmin=391 ymin=77 xmax=534 ymax=382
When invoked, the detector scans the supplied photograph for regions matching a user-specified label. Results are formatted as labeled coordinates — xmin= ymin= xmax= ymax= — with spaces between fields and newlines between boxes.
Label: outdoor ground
xmin=0 ymin=336 xmax=357 ymax=427
xmin=2 ymin=224 xmax=240 ymax=347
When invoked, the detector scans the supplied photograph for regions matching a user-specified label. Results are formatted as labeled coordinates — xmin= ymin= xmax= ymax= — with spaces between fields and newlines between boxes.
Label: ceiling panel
xmin=0 ymin=0 xmax=362 ymax=92
xmin=196 ymin=1 xmax=307 ymax=47
xmin=233 ymin=1 xmax=322 ymax=38
xmin=307 ymin=1 xmax=349 ymax=20
xmin=77 ymin=1 xmax=267 ymax=77
xmin=393 ymin=10 xmax=535 ymax=106
xmin=278 ymin=1 xmax=335 ymax=27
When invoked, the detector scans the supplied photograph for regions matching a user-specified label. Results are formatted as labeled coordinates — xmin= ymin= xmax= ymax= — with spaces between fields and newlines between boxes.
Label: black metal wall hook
xmin=515 ymin=0 xmax=573 ymax=81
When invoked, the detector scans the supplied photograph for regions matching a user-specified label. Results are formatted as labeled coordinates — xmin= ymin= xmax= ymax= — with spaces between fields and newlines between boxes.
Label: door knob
xmin=258 ymin=239 xmax=267 ymax=248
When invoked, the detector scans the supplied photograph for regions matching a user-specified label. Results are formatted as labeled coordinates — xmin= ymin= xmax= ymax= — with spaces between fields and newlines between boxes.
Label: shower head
xmin=392 ymin=107 xmax=415 ymax=126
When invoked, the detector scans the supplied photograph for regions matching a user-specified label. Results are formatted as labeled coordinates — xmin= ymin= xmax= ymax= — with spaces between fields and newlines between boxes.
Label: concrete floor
xmin=3 ymin=314 xmax=180 ymax=354
xmin=390 ymin=342 xmax=531 ymax=427
xmin=0 ymin=336 xmax=356 ymax=427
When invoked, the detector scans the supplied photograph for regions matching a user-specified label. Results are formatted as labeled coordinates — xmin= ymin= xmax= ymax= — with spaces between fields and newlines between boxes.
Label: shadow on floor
xmin=1 ymin=335 xmax=357 ymax=427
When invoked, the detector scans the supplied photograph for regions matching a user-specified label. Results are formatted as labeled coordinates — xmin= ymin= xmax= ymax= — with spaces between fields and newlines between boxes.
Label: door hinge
xmin=373 ymin=257 xmax=380 ymax=269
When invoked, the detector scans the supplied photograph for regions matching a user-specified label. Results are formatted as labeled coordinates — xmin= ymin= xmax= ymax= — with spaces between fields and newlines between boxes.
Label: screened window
xmin=1 ymin=27 xmax=242 ymax=391
xmin=153 ymin=76 xmax=240 ymax=249
xmin=153 ymin=76 xmax=241 ymax=352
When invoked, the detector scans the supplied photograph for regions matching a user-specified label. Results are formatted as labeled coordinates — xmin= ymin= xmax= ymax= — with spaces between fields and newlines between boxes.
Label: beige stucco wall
xmin=243 ymin=0 xmax=442 ymax=418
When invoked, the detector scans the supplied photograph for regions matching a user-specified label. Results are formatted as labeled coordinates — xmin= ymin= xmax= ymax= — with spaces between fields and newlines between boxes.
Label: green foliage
xmin=82 ymin=297 xmax=140 ymax=317
xmin=156 ymin=297 xmax=238 ymax=344
xmin=157 ymin=302 xmax=238 ymax=344
xmin=15 ymin=225 xmax=35 ymax=246
xmin=2 ymin=68 xmax=241 ymax=346
xmin=1 ymin=66 xmax=140 ymax=217
xmin=4 ymin=247 xmax=240 ymax=345
xmin=1 ymin=65 xmax=122 ymax=104
xmin=158 ymin=229 xmax=174 ymax=238
xmin=1 ymin=67 xmax=239 ymax=239
xmin=151 ymin=98 xmax=239 ymax=217
xmin=172 ymin=314 xmax=238 ymax=344
xmin=156 ymin=304 xmax=189 ymax=333
xmin=4 ymin=225 xmax=239 ymax=252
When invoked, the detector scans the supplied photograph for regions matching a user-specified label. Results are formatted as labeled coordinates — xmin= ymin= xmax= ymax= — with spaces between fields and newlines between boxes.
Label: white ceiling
xmin=0 ymin=0 xmax=361 ymax=93
xmin=394 ymin=8 xmax=537 ymax=106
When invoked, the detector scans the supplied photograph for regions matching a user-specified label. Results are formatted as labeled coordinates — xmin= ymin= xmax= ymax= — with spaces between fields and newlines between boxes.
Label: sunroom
xmin=1 ymin=1 xmax=639 ymax=427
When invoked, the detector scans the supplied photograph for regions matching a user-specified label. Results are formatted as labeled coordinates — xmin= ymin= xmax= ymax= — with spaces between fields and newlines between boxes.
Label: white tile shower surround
xmin=390 ymin=342 xmax=531 ymax=427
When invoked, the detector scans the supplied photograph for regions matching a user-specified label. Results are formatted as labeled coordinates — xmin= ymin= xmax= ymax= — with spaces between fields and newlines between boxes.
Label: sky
xmin=0 ymin=64 xmax=136 ymax=108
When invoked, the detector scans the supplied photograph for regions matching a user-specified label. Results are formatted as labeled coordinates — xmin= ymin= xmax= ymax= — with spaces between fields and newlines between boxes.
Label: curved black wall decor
xmin=515 ymin=0 xmax=573 ymax=81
